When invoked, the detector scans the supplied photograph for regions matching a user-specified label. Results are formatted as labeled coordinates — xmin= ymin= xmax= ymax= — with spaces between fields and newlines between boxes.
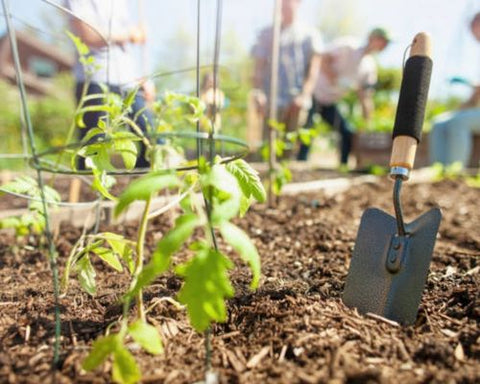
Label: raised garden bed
xmin=353 ymin=132 xmax=480 ymax=169
xmin=0 ymin=175 xmax=478 ymax=383
xmin=353 ymin=132 xmax=430 ymax=169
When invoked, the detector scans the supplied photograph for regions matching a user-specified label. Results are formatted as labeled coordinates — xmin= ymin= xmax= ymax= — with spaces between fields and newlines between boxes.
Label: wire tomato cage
xmin=1 ymin=0 xmax=236 ymax=376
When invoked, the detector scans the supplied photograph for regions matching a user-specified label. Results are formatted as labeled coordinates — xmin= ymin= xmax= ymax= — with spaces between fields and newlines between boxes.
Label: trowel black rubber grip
xmin=392 ymin=56 xmax=433 ymax=143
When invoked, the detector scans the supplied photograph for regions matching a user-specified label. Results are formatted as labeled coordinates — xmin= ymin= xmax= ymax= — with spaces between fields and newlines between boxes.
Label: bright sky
xmin=1 ymin=0 xmax=480 ymax=99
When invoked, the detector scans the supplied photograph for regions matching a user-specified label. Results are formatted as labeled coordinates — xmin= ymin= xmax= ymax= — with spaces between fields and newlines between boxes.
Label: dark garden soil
xmin=0 ymin=176 xmax=479 ymax=383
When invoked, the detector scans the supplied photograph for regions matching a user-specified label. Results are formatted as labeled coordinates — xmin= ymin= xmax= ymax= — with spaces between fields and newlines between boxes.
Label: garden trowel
xmin=343 ymin=33 xmax=442 ymax=325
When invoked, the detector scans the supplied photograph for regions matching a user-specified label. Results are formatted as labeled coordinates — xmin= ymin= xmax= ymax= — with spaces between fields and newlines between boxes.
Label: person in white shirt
xmin=64 ymin=0 xmax=155 ymax=169
xmin=297 ymin=28 xmax=391 ymax=166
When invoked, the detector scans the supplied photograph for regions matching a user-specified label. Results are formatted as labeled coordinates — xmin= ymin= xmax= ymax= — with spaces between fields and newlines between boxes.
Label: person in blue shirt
xmin=429 ymin=12 xmax=480 ymax=168
xmin=251 ymin=0 xmax=323 ymax=153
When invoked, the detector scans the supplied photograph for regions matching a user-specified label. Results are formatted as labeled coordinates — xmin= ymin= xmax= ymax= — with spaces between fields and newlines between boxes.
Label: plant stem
xmin=134 ymin=194 xmax=152 ymax=322
xmin=204 ymin=327 xmax=212 ymax=371
xmin=119 ymin=116 xmax=152 ymax=151
xmin=60 ymin=237 xmax=83 ymax=295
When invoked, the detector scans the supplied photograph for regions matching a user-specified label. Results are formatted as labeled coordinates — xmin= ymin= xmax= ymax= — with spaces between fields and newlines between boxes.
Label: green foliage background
xmin=0 ymin=74 xmax=75 ymax=169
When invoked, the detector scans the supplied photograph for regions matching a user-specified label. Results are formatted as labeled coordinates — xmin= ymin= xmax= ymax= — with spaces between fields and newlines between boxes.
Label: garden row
xmin=0 ymin=175 xmax=478 ymax=383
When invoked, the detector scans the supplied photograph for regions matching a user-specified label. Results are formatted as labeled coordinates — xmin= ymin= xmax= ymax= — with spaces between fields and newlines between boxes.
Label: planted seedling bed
xmin=0 ymin=177 xmax=479 ymax=383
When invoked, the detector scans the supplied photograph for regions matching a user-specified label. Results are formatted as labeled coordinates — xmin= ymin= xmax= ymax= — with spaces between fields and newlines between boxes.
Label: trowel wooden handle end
xmin=409 ymin=32 xmax=432 ymax=58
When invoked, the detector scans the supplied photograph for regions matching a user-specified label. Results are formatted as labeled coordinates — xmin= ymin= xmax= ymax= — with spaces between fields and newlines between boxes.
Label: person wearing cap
xmin=429 ymin=12 xmax=480 ymax=167
xmin=297 ymin=27 xmax=391 ymax=166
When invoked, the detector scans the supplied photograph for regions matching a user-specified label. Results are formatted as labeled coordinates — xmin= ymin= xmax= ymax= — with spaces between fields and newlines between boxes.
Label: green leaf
xmin=197 ymin=156 xmax=208 ymax=174
xmin=82 ymin=334 xmax=117 ymax=371
xmin=0 ymin=214 xmax=37 ymax=236
xmin=75 ymin=256 xmax=96 ymax=296
xmin=179 ymin=193 xmax=193 ymax=213
xmin=80 ymin=93 xmax=106 ymax=104
xmin=298 ymin=128 xmax=312 ymax=145
xmin=467 ymin=174 xmax=480 ymax=188
xmin=29 ymin=200 xmax=47 ymax=214
xmin=13 ymin=210 xmax=45 ymax=235
xmin=152 ymin=213 xmax=199 ymax=270
xmin=28 ymin=212 xmax=45 ymax=233
xmin=123 ymin=87 xmax=139 ymax=110
xmin=431 ymin=162 xmax=446 ymax=181
xmin=260 ymin=144 xmax=269 ymax=162
xmin=112 ymin=131 xmax=139 ymax=171
xmin=115 ymin=172 xmax=179 ymax=216
xmin=66 ymin=30 xmax=90 ymax=56
xmin=105 ymin=92 xmax=124 ymax=118
xmin=82 ymin=127 xmax=105 ymax=143
xmin=239 ymin=195 xmax=252 ymax=218
xmin=272 ymin=166 xmax=292 ymax=195
xmin=285 ymin=131 xmax=298 ymax=143
xmin=91 ymin=246 xmax=123 ymax=272
xmin=43 ymin=185 xmax=61 ymax=205
xmin=367 ymin=164 xmax=388 ymax=176
xmin=76 ymin=105 xmax=113 ymax=117
xmin=91 ymin=169 xmax=117 ymax=201
xmin=0 ymin=216 xmax=21 ymax=230
xmin=79 ymin=142 xmax=114 ymax=171
xmin=104 ymin=232 xmax=135 ymax=274
xmin=268 ymin=119 xmax=285 ymax=132
xmin=128 ymin=214 xmax=199 ymax=298
xmin=220 ymin=222 xmax=261 ymax=289
xmin=126 ymin=264 xmax=157 ymax=301
xmin=176 ymin=247 xmax=234 ymax=332
xmin=274 ymin=139 xmax=286 ymax=156
xmin=128 ymin=320 xmax=163 ymax=355
xmin=226 ymin=159 xmax=266 ymax=203
xmin=202 ymin=164 xmax=241 ymax=224
xmin=1 ymin=176 xmax=37 ymax=196
xmin=75 ymin=111 xmax=87 ymax=129
xmin=112 ymin=345 xmax=141 ymax=384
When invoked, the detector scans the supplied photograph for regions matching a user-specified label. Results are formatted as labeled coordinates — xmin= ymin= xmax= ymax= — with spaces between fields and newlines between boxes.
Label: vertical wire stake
xmin=194 ymin=0 xmax=214 ymax=377
xmin=1 ymin=0 xmax=62 ymax=370
xmin=201 ymin=0 xmax=223 ymax=380
xmin=268 ymin=0 xmax=282 ymax=207
xmin=393 ymin=177 xmax=407 ymax=237
xmin=195 ymin=0 xmax=202 ymax=161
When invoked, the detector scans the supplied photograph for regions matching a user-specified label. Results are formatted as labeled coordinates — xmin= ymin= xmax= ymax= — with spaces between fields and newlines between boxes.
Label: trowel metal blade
xmin=343 ymin=207 xmax=442 ymax=325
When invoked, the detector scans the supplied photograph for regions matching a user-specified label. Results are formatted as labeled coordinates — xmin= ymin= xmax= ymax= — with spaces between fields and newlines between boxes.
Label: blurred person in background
xmin=200 ymin=72 xmax=226 ymax=132
xmin=429 ymin=12 xmax=480 ymax=168
xmin=250 ymin=0 xmax=323 ymax=156
xmin=297 ymin=27 xmax=391 ymax=168
xmin=64 ymin=0 xmax=155 ymax=169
